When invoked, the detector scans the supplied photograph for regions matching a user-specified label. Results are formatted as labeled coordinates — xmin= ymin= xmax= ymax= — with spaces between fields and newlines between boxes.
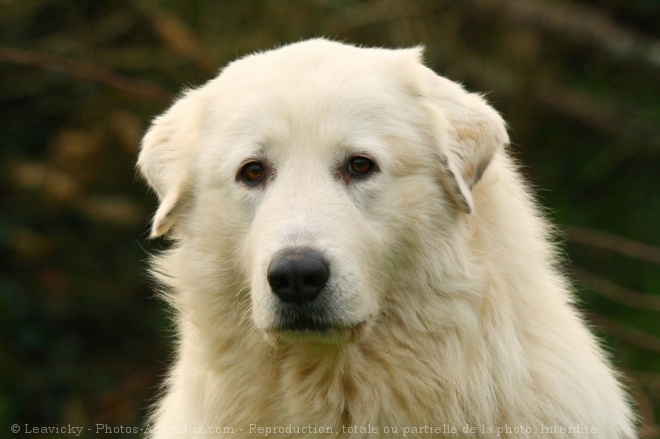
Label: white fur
xmin=138 ymin=39 xmax=635 ymax=438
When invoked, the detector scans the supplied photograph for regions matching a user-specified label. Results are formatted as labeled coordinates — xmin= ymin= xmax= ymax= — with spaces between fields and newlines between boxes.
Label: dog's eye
xmin=240 ymin=161 xmax=266 ymax=184
xmin=348 ymin=157 xmax=375 ymax=177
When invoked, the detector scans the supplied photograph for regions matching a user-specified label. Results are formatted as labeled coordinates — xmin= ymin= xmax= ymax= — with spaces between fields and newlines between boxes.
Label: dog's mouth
xmin=277 ymin=312 xmax=334 ymax=333
xmin=265 ymin=300 xmax=371 ymax=344
xmin=266 ymin=320 xmax=370 ymax=345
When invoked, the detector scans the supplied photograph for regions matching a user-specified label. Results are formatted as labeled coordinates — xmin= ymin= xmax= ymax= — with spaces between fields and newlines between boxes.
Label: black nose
xmin=267 ymin=249 xmax=330 ymax=303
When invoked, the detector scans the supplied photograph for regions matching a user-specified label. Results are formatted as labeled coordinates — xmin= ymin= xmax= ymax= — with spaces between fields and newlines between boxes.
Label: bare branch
xmin=323 ymin=0 xmax=425 ymax=34
xmin=572 ymin=266 xmax=660 ymax=311
xmin=133 ymin=1 xmax=215 ymax=73
xmin=470 ymin=0 xmax=660 ymax=70
xmin=535 ymin=87 xmax=621 ymax=134
xmin=632 ymin=371 xmax=660 ymax=393
xmin=566 ymin=226 xmax=660 ymax=266
xmin=588 ymin=313 xmax=660 ymax=354
xmin=0 ymin=46 xmax=171 ymax=104
xmin=626 ymin=375 xmax=658 ymax=438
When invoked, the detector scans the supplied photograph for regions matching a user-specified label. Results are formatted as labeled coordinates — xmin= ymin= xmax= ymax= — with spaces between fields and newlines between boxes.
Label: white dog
xmin=138 ymin=39 xmax=635 ymax=438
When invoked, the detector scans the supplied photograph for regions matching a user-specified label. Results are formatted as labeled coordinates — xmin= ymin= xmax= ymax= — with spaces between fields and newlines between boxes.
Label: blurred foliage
xmin=1 ymin=0 xmax=659 ymax=438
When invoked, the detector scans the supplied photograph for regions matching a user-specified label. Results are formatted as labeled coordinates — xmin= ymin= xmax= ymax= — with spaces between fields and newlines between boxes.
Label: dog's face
xmin=138 ymin=39 xmax=507 ymax=344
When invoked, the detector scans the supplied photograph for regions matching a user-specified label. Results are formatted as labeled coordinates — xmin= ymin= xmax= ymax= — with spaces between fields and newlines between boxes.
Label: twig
xmin=470 ymin=0 xmax=660 ymax=70
xmin=422 ymin=36 xmax=627 ymax=135
xmin=133 ymin=1 xmax=214 ymax=72
xmin=324 ymin=0 xmax=425 ymax=34
xmin=626 ymin=375 xmax=658 ymax=438
xmin=0 ymin=46 xmax=171 ymax=104
xmin=588 ymin=313 xmax=660 ymax=354
xmin=572 ymin=266 xmax=660 ymax=311
xmin=566 ymin=226 xmax=660 ymax=265
xmin=535 ymin=87 xmax=621 ymax=134
xmin=633 ymin=371 xmax=660 ymax=393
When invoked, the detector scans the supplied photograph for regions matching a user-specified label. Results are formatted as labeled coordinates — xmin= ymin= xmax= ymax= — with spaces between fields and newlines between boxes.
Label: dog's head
xmin=138 ymin=39 xmax=507 ymax=344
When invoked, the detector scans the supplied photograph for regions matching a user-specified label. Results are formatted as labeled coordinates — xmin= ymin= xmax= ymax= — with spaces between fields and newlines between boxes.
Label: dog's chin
xmin=264 ymin=320 xmax=370 ymax=346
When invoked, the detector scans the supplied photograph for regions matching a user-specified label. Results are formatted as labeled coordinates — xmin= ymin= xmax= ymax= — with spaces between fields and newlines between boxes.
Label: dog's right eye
xmin=347 ymin=156 xmax=377 ymax=178
xmin=239 ymin=161 xmax=266 ymax=185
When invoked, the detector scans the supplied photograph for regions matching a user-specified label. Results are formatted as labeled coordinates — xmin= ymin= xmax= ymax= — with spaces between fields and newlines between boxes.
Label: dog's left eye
xmin=348 ymin=157 xmax=375 ymax=177
xmin=240 ymin=161 xmax=266 ymax=185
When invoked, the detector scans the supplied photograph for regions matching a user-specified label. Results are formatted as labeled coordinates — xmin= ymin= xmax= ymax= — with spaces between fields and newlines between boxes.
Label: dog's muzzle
xmin=264 ymin=247 xmax=370 ymax=343
xmin=267 ymin=248 xmax=334 ymax=332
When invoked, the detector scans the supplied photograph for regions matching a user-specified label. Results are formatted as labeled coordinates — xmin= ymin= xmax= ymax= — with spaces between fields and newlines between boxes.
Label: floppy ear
xmin=416 ymin=64 xmax=509 ymax=214
xmin=137 ymin=90 xmax=202 ymax=238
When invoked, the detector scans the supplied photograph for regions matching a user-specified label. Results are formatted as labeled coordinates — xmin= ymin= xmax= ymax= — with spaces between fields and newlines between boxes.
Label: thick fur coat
xmin=138 ymin=39 xmax=635 ymax=438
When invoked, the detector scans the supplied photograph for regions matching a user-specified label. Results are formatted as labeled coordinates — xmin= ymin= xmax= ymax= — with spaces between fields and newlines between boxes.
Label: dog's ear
xmin=138 ymin=90 xmax=201 ymax=238
xmin=415 ymin=63 xmax=509 ymax=214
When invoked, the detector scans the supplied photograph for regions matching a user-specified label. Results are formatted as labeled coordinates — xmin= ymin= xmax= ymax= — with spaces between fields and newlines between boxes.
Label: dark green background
xmin=1 ymin=1 xmax=659 ymax=437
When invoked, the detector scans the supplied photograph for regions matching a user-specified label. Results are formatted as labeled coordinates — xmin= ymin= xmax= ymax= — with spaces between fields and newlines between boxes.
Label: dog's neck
xmin=174 ymin=283 xmax=495 ymax=432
